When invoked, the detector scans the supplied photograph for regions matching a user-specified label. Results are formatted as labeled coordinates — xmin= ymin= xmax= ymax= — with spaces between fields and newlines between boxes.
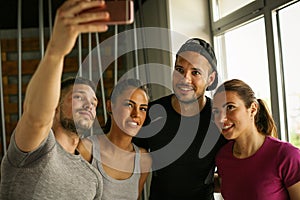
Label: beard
xmin=176 ymin=95 xmax=199 ymax=104
xmin=60 ymin=111 xmax=91 ymax=137
xmin=175 ymin=92 xmax=203 ymax=104
xmin=60 ymin=117 xmax=77 ymax=133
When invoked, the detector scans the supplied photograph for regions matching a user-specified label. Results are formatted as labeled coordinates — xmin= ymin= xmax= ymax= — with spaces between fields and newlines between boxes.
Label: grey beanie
xmin=176 ymin=38 xmax=218 ymax=90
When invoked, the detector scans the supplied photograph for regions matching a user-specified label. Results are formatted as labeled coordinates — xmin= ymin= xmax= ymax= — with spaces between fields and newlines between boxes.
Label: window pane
xmin=212 ymin=0 xmax=255 ymax=20
xmin=278 ymin=2 xmax=300 ymax=148
xmin=215 ymin=18 xmax=271 ymax=108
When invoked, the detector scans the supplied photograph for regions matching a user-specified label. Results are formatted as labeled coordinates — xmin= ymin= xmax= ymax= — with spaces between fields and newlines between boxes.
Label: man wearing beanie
xmin=134 ymin=38 xmax=227 ymax=199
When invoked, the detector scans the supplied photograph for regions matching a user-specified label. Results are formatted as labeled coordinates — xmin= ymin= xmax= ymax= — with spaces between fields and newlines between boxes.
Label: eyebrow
xmin=127 ymin=99 xmax=148 ymax=107
xmin=191 ymin=67 xmax=202 ymax=72
xmin=175 ymin=64 xmax=202 ymax=71
xmin=73 ymin=90 xmax=98 ymax=103
xmin=225 ymin=102 xmax=234 ymax=106
xmin=212 ymin=102 xmax=233 ymax=109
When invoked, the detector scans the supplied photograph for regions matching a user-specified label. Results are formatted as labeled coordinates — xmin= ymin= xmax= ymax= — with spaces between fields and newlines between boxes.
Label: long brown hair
xmin=214 ymin=79 xmax=277 ymax=138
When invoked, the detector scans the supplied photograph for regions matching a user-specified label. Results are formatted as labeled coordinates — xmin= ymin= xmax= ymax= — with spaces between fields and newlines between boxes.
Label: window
xmin=212 ymin=0 xmax=255 ymax=20
xmin=278 ymin=2 xmax=300 ymax=148
xmin=214 ymin=18 xmax=271 ymax=107
xmin=210 ymin=0 xmax=300 ymax=148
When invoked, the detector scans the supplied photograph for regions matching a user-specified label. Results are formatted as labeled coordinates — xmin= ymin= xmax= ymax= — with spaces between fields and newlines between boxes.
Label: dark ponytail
xmin=255 ymin=99 xmax=277 ymax=138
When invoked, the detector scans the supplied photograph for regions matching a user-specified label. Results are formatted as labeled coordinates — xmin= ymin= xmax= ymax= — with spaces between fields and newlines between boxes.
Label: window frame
xmin=209 ymin=0 xmax=300 ymax=141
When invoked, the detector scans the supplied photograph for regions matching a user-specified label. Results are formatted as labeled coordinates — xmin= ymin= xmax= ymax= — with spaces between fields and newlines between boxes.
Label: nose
xmin=130 ymin=106 xmax=140 ymax=118
xmin=83 ymin=100 xmax=94 ymax=111
xmin=218 ymin=111 xmax=227 ymax=124
xmin=214 ymin=110 xmax=226 ymax=124
xmin=182 ymin=71 xmax=192 ymax=83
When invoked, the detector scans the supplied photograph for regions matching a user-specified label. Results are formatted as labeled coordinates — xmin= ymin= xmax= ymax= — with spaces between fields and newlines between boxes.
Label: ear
xmin=106 ymin=99 xmax=112 ymax=115
xmin=208 ymin=71 xmax=216 ymax=86
xmin=250 ymin=102 xmax=258 ymax=117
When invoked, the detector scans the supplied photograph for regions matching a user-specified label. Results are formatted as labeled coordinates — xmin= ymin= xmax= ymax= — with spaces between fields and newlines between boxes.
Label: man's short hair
xmin=61 ymin=77 xmax=97 ymax=93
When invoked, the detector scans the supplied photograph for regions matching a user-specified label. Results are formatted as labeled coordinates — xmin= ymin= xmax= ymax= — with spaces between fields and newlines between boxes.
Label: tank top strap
xmin=88 ymin=135 xmax=102 ymax=162
xmin=132 ymin=143 xmax=140 ymax=173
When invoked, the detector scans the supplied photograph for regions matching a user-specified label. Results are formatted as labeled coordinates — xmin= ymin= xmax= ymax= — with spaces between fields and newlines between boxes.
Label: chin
xmin=222 ymin=133 xmax=234 ymax=140
xmin=177 ymin=96 xmax=197 ymax=104
xmin=125 ymin=130 xmax=138 ymax=137
xmin=76 ymin=123 xmax=92 ymax=132
xmin=78 ymin=118 xmax=93 ymax=126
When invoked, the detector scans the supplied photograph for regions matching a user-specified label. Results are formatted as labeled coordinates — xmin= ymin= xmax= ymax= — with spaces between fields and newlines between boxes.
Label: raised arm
xmin=15 ymin=0 xmax=109 ymax=152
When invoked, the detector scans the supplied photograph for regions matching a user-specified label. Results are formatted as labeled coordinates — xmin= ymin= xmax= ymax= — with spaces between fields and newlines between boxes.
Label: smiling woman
xmin=213 ymin=79 xmax=300 ymax=200
xmin=78 ymin=78 xmax=152 ymax=200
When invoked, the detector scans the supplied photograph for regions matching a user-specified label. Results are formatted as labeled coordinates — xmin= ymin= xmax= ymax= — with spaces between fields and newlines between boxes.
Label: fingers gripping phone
xmin=83 ymin=0 xmax=134 ymax=25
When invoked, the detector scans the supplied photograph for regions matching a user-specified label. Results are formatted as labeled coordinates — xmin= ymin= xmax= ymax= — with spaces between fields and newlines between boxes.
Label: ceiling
xmin=0 ymin=0 xmax=146 ymax=29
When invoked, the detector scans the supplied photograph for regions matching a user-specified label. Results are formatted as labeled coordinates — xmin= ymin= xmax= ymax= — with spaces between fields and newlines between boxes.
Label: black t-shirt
xmin=134 ymin=94 xmax=227 ymax=200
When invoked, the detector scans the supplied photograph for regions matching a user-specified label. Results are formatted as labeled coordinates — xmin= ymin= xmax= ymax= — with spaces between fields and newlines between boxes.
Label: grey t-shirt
xmin=0 ymin=130 xmax=103 ymax=200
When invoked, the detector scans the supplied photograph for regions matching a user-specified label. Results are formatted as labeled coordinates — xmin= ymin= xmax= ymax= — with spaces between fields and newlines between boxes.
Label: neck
xmin=171 ymin=95 xmax=206 ymax=116
xmin=233 ymin=132 xmax=266 ymax=159
xmin=53 ymin=126 xmax=81 ymax=154
xmin=106 ymin=130 xmax=133 ymax=152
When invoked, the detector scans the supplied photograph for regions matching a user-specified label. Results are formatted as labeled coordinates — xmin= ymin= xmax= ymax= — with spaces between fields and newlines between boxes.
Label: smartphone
xmin=82 ymin=0 xmax=134 ymax=25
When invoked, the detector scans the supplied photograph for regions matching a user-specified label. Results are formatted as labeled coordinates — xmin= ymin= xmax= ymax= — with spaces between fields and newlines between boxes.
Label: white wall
xmin=166 ymin=0 xmax=213 ymax=70
xmin=167 ymin=0 xmax=212 ymax=43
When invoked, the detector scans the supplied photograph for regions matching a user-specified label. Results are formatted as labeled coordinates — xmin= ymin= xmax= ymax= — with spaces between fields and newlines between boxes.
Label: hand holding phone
xmin=82 ymin=0 xmax=134 ymax=25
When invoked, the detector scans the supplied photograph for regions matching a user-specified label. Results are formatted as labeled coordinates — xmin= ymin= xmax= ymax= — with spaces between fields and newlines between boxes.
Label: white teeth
xmin=128 ymin=121 xmax=138 ymax=126
xmin=222 ymin=124 xmax=232 ymax=130
xmin=179 ymin=86 xmax=193 ymax=91
xmin=181 ymin=88 xmax=191 ymax=91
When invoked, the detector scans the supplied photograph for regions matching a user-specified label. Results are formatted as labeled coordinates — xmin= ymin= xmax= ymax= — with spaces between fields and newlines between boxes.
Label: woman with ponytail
xmin=212 ymin=79 xmax=300 ymax=199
